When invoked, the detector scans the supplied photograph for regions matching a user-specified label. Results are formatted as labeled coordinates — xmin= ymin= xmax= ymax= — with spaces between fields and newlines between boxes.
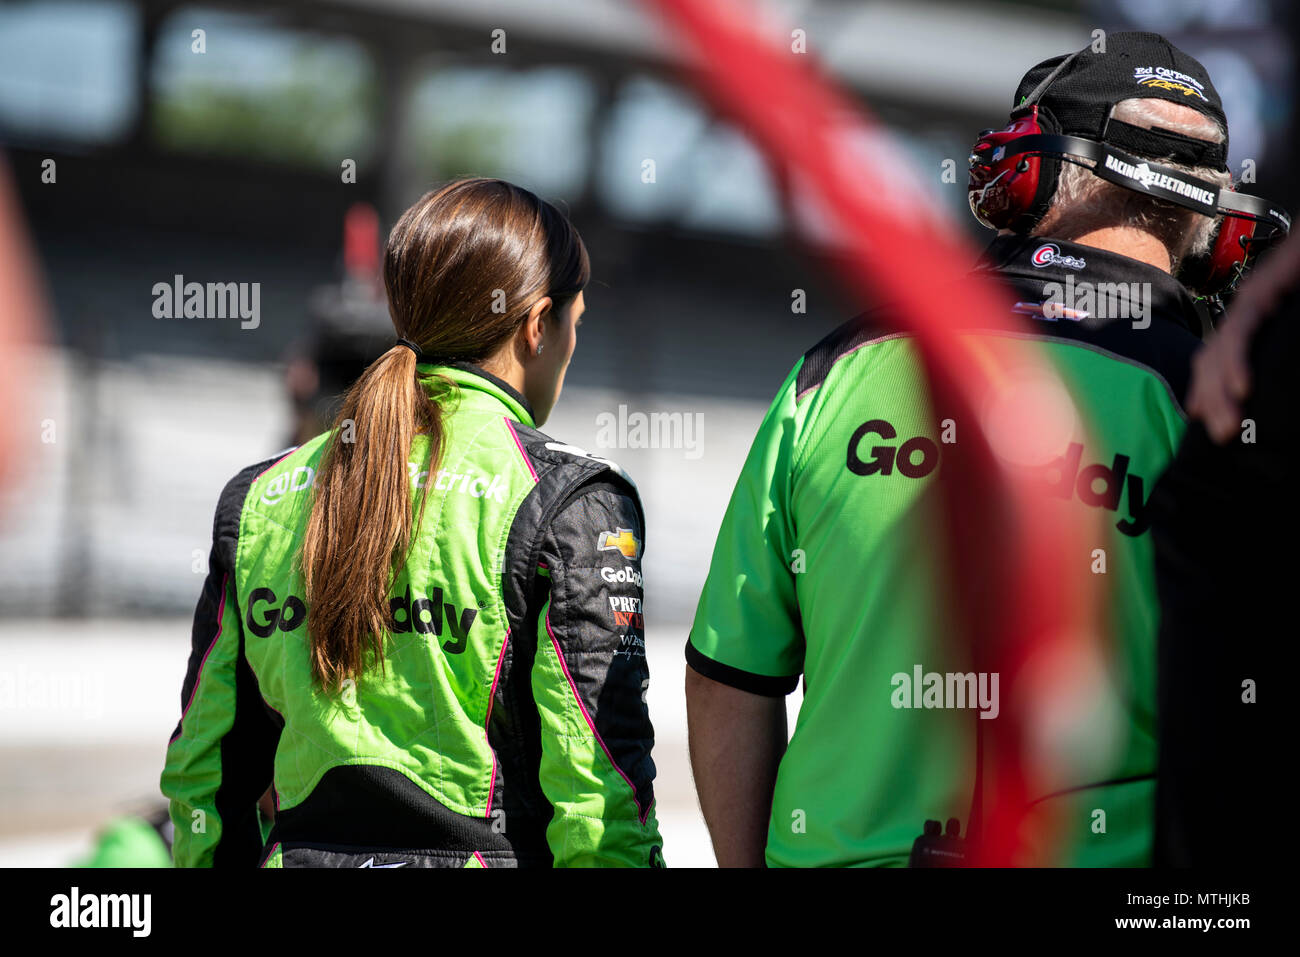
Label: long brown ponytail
xmin=300 ymin=178 xmax=589 ymax=688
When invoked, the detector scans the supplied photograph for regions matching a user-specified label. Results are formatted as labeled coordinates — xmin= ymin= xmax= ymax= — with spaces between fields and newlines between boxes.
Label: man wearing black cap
xmin=990 ymin=31 xmax=1236 ymax=316
xmin=686 ymin=32 xmax=1282 ymax=867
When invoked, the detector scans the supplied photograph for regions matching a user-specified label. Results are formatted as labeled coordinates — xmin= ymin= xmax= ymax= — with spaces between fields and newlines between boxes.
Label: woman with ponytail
xmin=162 ymin=178 xmax=664 ymax=868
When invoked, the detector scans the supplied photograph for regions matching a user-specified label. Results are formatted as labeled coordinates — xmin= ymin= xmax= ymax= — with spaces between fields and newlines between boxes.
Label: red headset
xmin=967 ymin=60 xmax=1290 ymax=297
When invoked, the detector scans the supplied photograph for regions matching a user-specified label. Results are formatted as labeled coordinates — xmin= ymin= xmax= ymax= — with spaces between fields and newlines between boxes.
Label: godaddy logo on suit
xmin=845 ymin=419 xmax=1153 ymax=537
xmin=388 ymin=585 xmax=478 ymax=654
xmin=245 ymin=585 xmax=478 ymax=654
xmin=601 ymin=565 xmax=643 ymax=587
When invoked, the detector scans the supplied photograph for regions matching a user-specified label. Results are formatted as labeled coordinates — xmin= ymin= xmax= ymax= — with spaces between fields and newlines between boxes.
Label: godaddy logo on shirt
xmin=846 ymin=419 xmax=940 ymax=478
xmin=845 ymin=419 xmax=1152 ymax=536
xmin=1026 ymin=442 xmax=1153 ymax=537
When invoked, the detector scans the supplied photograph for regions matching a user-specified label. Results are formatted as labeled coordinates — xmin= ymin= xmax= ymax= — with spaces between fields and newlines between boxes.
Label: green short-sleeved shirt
xmin=688 ymin=238 xmax=1199 ymax=867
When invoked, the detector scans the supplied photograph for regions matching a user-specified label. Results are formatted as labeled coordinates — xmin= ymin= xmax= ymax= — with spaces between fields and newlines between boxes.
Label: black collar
xmin=973 ymin=234 xmax=1205 ymax=338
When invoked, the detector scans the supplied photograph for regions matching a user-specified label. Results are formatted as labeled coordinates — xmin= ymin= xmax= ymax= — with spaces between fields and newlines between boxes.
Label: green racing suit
xmin=161 ymin=363 xmax=664 ymax=868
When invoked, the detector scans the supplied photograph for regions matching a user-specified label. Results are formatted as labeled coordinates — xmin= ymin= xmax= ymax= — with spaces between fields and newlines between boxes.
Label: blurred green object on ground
xmin=75 ymin=816 xmax=172 ymax=868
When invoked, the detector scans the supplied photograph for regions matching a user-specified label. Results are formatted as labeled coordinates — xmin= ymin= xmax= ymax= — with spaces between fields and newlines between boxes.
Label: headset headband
xmin=981 ymin=132 xmax=1291 ymax=235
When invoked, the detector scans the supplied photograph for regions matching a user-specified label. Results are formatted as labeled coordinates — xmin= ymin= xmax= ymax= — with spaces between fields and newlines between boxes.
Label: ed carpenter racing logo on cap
xmin=1133 ymin=66 xmax=1208 ymax=102
xmin=1031 ymin=243 xmax=1087 ymax=270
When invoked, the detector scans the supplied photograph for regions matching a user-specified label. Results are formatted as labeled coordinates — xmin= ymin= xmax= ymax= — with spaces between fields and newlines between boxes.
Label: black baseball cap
xmin=1013 ymin=31 xmax=1228 ymax=171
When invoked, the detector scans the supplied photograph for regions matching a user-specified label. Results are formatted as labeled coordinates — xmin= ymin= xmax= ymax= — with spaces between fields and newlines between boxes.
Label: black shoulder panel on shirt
xmin=1016 ymin=318 xmax=1197 ymax=412
xmin=795 ymin=310 xmax=903 ymax=399
xmin=798 ymin=232 xmax=1207 ymax=410
xmin=794 ymin=300 xmax=1198 ymax=411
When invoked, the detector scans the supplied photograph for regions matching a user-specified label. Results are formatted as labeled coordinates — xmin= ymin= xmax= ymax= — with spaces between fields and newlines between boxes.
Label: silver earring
xmin=536 ymin=343 xmax=544 ymax=355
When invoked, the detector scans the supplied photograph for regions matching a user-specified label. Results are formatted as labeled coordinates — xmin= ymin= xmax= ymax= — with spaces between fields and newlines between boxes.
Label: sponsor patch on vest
xmin=609 ymin=595 xmax=644 ymax=630
xmin=601 ymin=565 xmax=643 ymax=587
xmin=598 ymin=528 xmax=642 ymax=561
xmin=1030 ymin=243 xmax=1086 ymax=271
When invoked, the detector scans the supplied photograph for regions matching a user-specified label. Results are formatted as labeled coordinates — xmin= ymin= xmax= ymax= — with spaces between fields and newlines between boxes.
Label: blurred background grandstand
xmin=0 ymin=0 xmax=1295 ymax=865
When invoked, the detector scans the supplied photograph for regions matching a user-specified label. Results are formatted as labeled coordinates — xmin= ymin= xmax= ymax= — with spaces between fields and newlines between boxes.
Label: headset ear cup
xmin=1182 ymin=212 xmax=1253 ymax=296
xmin=1013 ymin=106 xmax=1061 ymax=234
xmin=967 ymin=105 xmax=1053 ymax=231
xmin=1016 ymin=156 xmax=1059 ymax=234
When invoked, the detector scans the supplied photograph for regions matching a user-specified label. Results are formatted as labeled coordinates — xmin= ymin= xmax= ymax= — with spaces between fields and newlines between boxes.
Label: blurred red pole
xmin=0 ymin=158 xmax=47 ymax=493
xmin=645 ymin=0 xmax=1104 ymax=865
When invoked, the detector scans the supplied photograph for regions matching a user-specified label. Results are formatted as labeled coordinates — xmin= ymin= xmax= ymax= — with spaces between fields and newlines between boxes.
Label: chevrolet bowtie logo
xmin=598 ymin=528 xmax=642 ymax=560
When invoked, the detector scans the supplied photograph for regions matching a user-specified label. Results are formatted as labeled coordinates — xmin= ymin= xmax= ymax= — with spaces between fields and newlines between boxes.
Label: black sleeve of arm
xmin=166 ymin=458 xmax=282 ymax=867
xmin=535 ymin=476 xmax=658 ymax=824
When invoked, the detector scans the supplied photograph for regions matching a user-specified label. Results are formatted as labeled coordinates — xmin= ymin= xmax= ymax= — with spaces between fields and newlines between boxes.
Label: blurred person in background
xmin=684 ymin=33 xmax=1287 ymax=866
xmin=1149 ymin=229 xmax=1300 ymax=868
xmin=161 ymin=177 xmax=664 ymax=868
xmin=285 ymin=204 xmax=395 ymax=449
